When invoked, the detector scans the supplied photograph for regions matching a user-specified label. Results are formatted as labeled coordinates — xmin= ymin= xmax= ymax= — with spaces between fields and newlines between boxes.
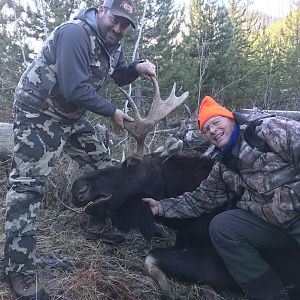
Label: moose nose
xmin=72 ymin=184 xmax=90 ymax=207
xmin=77 ymin=184 xmax=89 ymax=199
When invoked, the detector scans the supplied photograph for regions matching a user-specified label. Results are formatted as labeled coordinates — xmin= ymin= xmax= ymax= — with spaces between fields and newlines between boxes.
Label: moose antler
xmin=120 ymin=76 xmax=189 ymax=155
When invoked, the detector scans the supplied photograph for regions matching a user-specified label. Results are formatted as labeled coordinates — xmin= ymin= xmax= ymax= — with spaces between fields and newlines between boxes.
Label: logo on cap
xmin=120 ymin=1 xmax=133 ymax=15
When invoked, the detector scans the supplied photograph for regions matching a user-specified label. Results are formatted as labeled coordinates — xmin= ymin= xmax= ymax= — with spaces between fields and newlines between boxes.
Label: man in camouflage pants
xmin=144 ymin=96 xmax=300 ymax=300
xmin=5 ymin=0 xmax=156 ymax=299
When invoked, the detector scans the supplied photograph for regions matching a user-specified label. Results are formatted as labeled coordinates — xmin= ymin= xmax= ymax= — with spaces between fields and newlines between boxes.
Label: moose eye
xmin=125 ymin=157 xmax=140 ymax=168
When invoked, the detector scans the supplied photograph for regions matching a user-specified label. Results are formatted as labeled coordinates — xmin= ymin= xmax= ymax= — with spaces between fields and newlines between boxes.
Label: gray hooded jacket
xmin=14 ymin=8 xmax=140 ymax=121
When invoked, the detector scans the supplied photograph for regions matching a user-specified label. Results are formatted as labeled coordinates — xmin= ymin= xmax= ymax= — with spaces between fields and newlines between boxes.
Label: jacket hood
xmin=234 ymin=111 xmax=277 ymax=125
xmin=74 ymin=8 xmax=100 ymax=36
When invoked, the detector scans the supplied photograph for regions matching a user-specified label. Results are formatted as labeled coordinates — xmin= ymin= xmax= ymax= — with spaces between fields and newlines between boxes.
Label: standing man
xmin=144 ymin=96 xmax=300 ymax=300
xmin=5 ymin=0 xmax=156 ymax=299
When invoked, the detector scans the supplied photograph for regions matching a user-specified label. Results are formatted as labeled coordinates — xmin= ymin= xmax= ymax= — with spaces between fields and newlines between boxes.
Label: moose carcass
xmin=71 ymin=149 xmax=300 ymax=299
xmin=72 ymin=150 xmax=215 ymax=240
xmin=71 ymin=77 xmax=300 ymax=299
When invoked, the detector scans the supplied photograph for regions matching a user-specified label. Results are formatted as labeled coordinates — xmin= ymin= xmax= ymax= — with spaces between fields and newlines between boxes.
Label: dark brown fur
xmin=71 ymin=151 xmax=300 ymax=298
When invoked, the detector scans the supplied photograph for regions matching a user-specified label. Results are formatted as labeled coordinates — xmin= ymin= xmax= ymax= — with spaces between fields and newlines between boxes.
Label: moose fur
xmin=71 ymin=151 xmax=300 ymax=299
xmin=71 ymin=150 xmax=214 ymax=240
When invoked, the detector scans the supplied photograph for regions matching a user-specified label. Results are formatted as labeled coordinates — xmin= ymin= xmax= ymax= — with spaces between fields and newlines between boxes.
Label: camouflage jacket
xmin=14 ymin=8 xmax=140 ymax=121
xmin=157 ymin=112 xmax=300 ymax=227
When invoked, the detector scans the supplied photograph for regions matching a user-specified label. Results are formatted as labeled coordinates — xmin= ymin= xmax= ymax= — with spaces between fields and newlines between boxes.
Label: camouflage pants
xmin=5 ymin=108 xmax=111 ymax=275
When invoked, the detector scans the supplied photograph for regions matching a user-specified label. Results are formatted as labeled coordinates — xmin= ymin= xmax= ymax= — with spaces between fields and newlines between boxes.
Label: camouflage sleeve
xmin=157 ymin=162 xmax=230 ymax=218
xmin=237 ymin=201 xmax=280 ymax=226
xmin=257 ymin=117 xmax=300 ymax=167
xmin=284 ymin=118 xmax=300 ymax=168
xmin=245 ymin=117 xmax=300 ymax=224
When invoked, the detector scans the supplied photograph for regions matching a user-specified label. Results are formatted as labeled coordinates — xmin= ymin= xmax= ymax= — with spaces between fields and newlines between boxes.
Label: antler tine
xmin=146 ymin=79 xmax=189 ymax=124
xmin=121 ymin=77 xmax=189 ymax=156
xmin=119 ymin=87 xmax=142 ymax=120
xmin=165 ymin=85 xmax=189 ymax=106
xmin=170 ymin=82 xmax=177 ymax=97
xmin=150 ymin=76 xmax=161 ymax=104
xmin=120 ymin=87 xmax=148 ymax=156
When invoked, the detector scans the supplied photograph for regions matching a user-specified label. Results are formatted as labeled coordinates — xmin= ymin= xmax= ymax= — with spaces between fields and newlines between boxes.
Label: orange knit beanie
xmin=198 ymin=96 xmax=234 ymax=131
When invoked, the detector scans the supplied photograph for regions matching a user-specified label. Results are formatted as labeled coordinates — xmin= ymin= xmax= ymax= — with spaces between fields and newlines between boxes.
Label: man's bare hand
xmin=142 ymin=197 xmax=159 ymax=215
xmin=111 ymin=109 xmax=134 ymax=128
xmin=135 ymin=61 xmax=156 ymax=80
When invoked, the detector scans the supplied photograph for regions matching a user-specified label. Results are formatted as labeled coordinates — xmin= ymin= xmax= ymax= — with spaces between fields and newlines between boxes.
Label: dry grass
xmin=0 ymin=152 xmax=246 ymax=300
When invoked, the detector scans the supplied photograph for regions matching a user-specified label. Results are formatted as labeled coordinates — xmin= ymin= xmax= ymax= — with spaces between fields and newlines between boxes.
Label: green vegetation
xmin=0 ymin=0 xmax=299 ymax=121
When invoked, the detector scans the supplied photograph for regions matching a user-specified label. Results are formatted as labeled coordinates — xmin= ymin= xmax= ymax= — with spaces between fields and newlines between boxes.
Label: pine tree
xmin=0 ymin=1 xmax=32 ymax=118
xmin=179 ymin=0 xmax=235 ymax=110
xmin=136 ymin=0 xmax=185 ymax=105
xmin=176 ymin=0 xmax=264 ymax=111
xmin=252 ymin=4 xmax=300 ymax=110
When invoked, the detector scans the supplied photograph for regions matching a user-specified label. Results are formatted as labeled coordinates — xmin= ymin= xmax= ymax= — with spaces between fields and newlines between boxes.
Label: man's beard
xmin=102 ymin=28 xmax=122 ymax=46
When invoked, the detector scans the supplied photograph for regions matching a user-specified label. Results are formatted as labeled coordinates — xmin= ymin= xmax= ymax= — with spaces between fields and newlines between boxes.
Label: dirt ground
xmin=0 ymin=153 xmax=246 ymax=300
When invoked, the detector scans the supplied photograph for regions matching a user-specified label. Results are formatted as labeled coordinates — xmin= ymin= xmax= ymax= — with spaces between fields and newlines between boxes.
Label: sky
xmin=174 ymin=0 xmax=294 ymax=18
xmin=19 ymin=0 xmax=294 ymax=18
xmin=248 ymin=0 xmax=294 ymax=17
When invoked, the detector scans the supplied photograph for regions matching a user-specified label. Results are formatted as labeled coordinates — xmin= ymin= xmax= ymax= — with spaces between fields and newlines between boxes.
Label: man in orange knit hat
xmin=144 ymin=96 xmax=300 ymax=300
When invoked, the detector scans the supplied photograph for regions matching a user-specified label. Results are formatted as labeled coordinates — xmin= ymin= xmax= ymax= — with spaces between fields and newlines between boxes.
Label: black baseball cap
xmin=103 ymin=0 xmax=136 ymax=29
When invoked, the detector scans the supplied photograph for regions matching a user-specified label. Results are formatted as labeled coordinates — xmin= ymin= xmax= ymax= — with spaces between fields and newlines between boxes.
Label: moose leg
xmin=144 ymin=253 xmax=174 ymax=299
xmin=145 ymin=247 xmax=239 ymax=299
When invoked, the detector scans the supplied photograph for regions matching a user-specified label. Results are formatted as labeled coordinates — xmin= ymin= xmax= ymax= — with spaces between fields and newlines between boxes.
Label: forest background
xmin=1 ymin=0 xmax=300 ymax=126
xmin=0 ymin=1 xmax=300 ymax=298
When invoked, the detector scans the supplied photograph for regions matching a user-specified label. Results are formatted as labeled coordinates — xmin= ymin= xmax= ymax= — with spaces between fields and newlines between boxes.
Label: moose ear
xmin=160 ymin=137 xmax=183 ymax=158
xmin=126 ymin=156 xmax=141 ymax=168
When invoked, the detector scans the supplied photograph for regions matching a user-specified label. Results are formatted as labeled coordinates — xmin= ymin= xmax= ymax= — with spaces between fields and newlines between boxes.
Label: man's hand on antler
xmin=111 ymin=109 xmax=134 ymax=128
xmin=135 ymin=61 xmax=156 ymax=80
